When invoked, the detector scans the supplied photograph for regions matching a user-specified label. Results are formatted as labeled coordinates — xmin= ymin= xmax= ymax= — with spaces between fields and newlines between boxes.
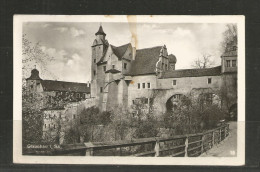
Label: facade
xmin=26 ymin=25 xmax=237 ymax=144
xmin=90 ymin=26 xmax=237 ymax=114
xmin=26 ymin=69 xmax=91 ymax=101
xmin=26 ymin=69 xmax=91 ymax=143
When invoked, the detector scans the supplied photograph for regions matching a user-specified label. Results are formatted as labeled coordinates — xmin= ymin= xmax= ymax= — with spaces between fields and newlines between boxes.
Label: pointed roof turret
xmin=95 ymin=25 xmax=106 ymax=36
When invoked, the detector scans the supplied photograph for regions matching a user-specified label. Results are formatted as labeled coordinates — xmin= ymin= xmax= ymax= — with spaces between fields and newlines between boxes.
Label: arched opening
xmin=229 ymin=103 xmax=237 ymax=121
xmin=166 ymin=94 xmax=182 ymax=112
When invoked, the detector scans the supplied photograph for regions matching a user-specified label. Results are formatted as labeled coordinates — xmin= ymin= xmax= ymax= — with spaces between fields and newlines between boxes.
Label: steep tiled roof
xmin=41 ymin=80 xmax=90 ymax=93
xmin=126 ymin=46 xmax=162 ymax=76
xmin=161 ymin=66 xmax=222 ymax=79
xmin=111 ymin=43 xmax=130 ymax=59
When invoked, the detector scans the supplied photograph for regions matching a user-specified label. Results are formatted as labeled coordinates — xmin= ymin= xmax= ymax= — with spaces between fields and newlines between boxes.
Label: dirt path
xmin=200 ymin=121 xmax=237 ymax=157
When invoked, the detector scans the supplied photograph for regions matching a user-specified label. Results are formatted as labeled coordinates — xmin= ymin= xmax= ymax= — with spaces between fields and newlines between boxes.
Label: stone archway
xmin=165 ymin=94 xmax=183 ymax=112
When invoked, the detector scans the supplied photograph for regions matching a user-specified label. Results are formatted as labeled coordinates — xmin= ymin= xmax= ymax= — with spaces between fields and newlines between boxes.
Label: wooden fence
xmin=23 ymin=124 xmax=229 ymax=156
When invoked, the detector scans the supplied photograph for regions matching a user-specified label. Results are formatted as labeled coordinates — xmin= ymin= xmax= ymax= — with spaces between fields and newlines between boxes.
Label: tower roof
xmin=168 ymin=54 xmax=177 ymax=63
xmin=95 ymin=26 xmax=106 ymax=36
xmin=26 ymin=68 xmax=42 ymax=80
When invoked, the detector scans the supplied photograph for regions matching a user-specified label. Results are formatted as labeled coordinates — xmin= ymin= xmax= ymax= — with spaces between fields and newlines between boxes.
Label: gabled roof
xmin=111 ymin=43 xmax=130 ymax=59
xmin=41 ymin=80 xmax=90 ymax=93
xmin=161 ymin=66 xmax=222 ymax=79
xmin=126 ymin=46 xmax=162 ymax=76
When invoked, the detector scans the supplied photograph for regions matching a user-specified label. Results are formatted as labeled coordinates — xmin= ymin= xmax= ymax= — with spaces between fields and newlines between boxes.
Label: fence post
xmin=223 ymin=126 xmax=226 ymax=139
xmin=212 ymin=131 xmax=215 ymax=148
xmin=154 ymin=139 xmax=160 ymax=157
xmin=201 ymin=134 xmax=204 ymax=155
xmin=184 ymin=137 xmax=189 ymax=157
xmin=218 ymin=128 xmax=221 ymax=143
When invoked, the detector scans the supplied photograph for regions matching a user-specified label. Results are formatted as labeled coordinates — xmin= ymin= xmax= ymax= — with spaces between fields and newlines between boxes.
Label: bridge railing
xmin=23 ymin=124 xmax=229 ymax=156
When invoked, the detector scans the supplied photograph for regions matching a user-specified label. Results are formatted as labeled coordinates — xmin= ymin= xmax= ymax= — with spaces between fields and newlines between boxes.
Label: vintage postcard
xmin=13 ymin=15 xmax=245 ymax=165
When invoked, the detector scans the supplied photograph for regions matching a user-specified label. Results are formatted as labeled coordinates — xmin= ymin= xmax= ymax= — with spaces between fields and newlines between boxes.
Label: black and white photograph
xmin=13 ymin=15 xmax=245 ymax=165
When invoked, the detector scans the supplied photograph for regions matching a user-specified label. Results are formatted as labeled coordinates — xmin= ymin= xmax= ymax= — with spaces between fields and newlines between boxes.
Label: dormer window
xmin=124 ymin=63 xmax=127 ymax=70
xmin=112 ymin=65 xmax=115 ymax=69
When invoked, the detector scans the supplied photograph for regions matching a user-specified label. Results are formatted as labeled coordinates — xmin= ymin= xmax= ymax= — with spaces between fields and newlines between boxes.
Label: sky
xmin=23 ymin=22 xmax=228 ymax=83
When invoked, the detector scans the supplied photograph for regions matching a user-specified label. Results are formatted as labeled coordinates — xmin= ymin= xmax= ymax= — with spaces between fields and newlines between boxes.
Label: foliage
xmin=221 ymin=24 xmax=237 ymax=52
xmin=22 ymin=90 xmax=45 ymax=146
xmin=192 ymin=53 xmax=215 ymax=69
xmin=163 ymin=95 xmax=225 ymax=135
xmin=22 ymin=34 xmax=56 ymax=81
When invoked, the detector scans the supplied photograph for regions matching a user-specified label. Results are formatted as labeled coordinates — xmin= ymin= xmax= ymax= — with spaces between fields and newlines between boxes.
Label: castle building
xmin=90 ymin=26 xmax=237 ymax=114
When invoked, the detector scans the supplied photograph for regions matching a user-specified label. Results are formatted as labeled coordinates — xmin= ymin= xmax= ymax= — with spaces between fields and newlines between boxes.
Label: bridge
xmin=25 ymin=123 xmax=232 ymax=157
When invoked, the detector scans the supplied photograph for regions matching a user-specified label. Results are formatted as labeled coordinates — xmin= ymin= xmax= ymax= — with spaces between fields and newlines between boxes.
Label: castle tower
xmin=91 ymin=25 xmax=108 ymax=98
xmin=26 ymin=68 xmax=42 ymax=92
xmin=221 ymin=37 xmax=237 ymax=73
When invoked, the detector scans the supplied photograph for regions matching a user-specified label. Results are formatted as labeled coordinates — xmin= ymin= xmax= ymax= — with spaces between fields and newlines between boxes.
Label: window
xmin=165 ymin=64 xmax=168 ymax=69
xmin=54 ymin=124 xmax=56 ymax=129
xmin=147 ymin=83 xmax=151 ymax=88
xmin=94 ymin=59 xmax=96 ymax=63
xmin=162 ymin=62 xmax=164 ymax=68
xmin=142 ymin=83 xmax=145 ymax=89
xmin=103 ymin=66 xmax=106 ymax=72
xmin=48 ymin=124 xmax=50 ymax=128
xmin=73 ymin=115 xmax=76 ymax=119
xmin=232 ymin=60 xmax=236 ymax=67
xmin=233 ymin=46 xmax=237 ymax=51
xmin=132 ymin=100 xmax=135 ymax=104
xmin=59 ymin=114 xmax=61 ymax=119
xmin=93 ymin=70 xmax=96 ymax=76
xmin=100 ymin=87 xmax=103 ymax=93
xmin=124 ymin=63 xmax=127 ymax=69
xmin=49 ymin=114 xmax=51 ymax=118
xmin=226 ymin=60 xmax=231 ymax=67
xmin=83 ymin=93 xmax=85 ymax=99
xmin=173 ymin=80 xmax=177 ymax=85
xmin=208 ymin=78 xmax=212 ymax=84
xmin=44 ymin=124 xmax=46 ymax=128
xmin=112 ymin=65 xmax=115 ymax=69
xmin=76 ymin=93 xmax=80 ymax=98
xmin=53 ymin=114 xmax=56 ymax=118
xmin=173 ymin=94 xmax=181 ymax=100
xmin=30 ymin=85 xmax=33 ymax=89
xmin=138 ymin=83 xmax=140 ymax=89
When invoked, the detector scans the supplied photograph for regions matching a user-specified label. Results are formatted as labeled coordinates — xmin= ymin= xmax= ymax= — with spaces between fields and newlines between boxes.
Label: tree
xmin=221 ymin=24 xmax=237 ymax=53
xmin=192 ymin=53 xmax=215 ymax=69
xmin=22 ymin=34 xmax=56 ymax=82
xmin=22 ymin=35 xmax=60 ymax=149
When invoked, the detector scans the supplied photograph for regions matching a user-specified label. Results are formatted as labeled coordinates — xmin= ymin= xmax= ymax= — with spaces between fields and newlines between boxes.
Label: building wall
xmin=157 ymin=75 xmax=222 ymax=91
xmin=221 ymin=56 xmax=237 ymax=73
xmin=128 ymin=75 xmax=158 ymax=107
